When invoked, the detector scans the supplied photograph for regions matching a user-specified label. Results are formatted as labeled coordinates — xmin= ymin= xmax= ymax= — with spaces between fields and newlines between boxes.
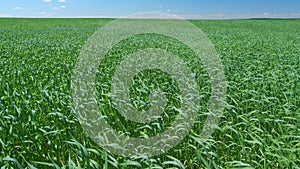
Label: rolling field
xmin=0 ymin=18 xmax=299 ymax=168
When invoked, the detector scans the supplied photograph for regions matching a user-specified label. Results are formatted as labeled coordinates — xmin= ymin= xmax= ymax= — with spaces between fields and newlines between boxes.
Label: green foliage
xmin=0 ymin=18 xmax=299 ymax=168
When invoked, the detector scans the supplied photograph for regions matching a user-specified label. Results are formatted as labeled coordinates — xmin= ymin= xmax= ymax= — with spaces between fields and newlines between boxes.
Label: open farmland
xmin=0 ymin=18 xmax=299 ymax=168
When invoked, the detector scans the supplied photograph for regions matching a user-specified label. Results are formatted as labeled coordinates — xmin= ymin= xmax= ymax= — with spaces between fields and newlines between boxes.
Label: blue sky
xmin=0 ymin=0 xmax=300 ymax=19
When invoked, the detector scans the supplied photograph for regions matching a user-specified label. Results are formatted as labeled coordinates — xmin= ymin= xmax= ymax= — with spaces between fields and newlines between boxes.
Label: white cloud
xmin=60 ymin=5 xmax=66 ymax=8
xmin=177 ymin=12 xmax=300 ymax=19
xmin=42 ymin=0 xmax=51 ymax=2
xmin=13 ymin=7 xmax=23 ymax=10
xmin=37 ymin=11 xmax=53 ymax=16
xmin=58 ymin=0 xmax=67 ymax=2
xmin=252 ymin=12 xmax=291 ymax=18
xmin=290 ymin=13 xmax=300 ymax=17
xmin=291 ymin=13 xmax=300 ymax=15
xmin=53 ymin=7 xmax=59 ymax=10
xmin=262 ymin=12 xmax=269 ymax=16
xmin=74 ymin=15 xmax=115 ymax=18
xmin=126 ymin=13 xmax=180 ymax=19
xmin=0 ymin=13 xmax=11 ymax=17
xmin=179 ymin=14 xmax=229 ymax=19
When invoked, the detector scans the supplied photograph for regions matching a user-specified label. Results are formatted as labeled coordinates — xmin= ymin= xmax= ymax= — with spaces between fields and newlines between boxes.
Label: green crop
xmin=0 ymin=18 xmax=299 ymax=168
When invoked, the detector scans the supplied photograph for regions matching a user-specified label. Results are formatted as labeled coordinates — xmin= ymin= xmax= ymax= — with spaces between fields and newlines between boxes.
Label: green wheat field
xmin=0 ymin=18 xmax=299 ymax=168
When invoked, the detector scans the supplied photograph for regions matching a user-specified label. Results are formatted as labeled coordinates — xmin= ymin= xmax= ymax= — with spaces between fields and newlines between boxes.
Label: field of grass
xmin=0 ymin=18 xmax=299 ymax=168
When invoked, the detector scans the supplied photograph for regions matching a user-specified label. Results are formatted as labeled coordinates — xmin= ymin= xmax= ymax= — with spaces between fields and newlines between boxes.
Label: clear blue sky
xmin=0 ymin=0 xmax=300 ymax=19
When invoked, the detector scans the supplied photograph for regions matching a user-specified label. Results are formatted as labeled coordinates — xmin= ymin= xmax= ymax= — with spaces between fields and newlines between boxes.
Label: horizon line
xmin=0 ymin=16 xmax=300 ymax=20
xmin=1 ymin=16 xmax=300 ymax=20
